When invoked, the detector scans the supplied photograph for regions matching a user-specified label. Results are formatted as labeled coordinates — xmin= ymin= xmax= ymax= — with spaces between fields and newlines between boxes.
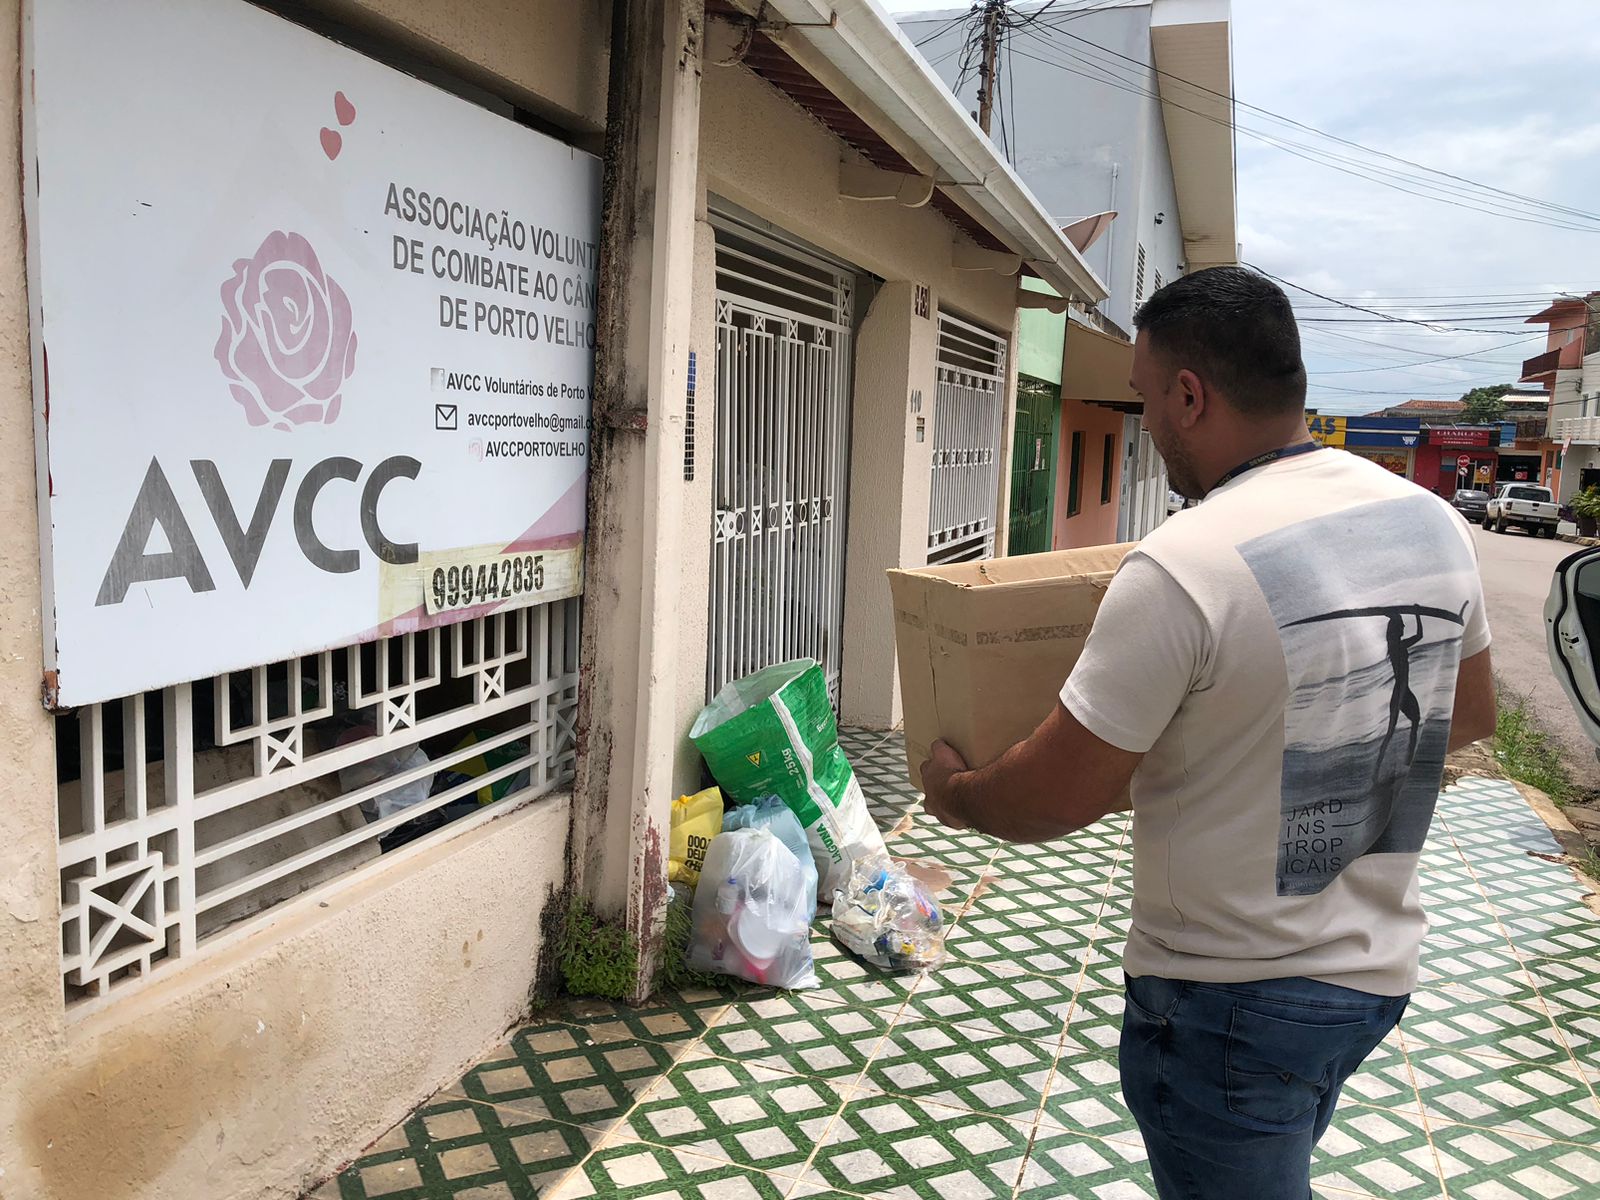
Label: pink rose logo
xmin=214 ymin=231 xmax=357 ymax=430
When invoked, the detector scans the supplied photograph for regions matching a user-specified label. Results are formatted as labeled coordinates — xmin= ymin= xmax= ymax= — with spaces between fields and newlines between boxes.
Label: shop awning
xmin=1062 ymin=321 xmax=1138 ymax=408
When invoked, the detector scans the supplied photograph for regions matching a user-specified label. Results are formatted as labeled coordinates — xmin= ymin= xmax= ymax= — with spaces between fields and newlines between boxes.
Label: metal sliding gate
xmin=928 ymin=312 xmax=1008 ymax=565
xmin=708 ymin=214 xmax=855 ymax=707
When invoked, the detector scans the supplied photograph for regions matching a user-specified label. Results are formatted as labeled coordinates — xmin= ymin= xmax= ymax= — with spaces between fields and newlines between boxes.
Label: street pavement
xmin=1469 ymin=522 xmax=1600 ymax=789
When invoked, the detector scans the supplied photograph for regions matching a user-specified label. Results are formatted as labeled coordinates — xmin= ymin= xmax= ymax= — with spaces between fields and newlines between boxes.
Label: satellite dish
xmin=1060 ymin=210 xmax=1118 ymax=253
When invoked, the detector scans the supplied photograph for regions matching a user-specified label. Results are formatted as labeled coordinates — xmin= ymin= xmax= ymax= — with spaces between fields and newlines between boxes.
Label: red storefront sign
xmin=1427 ymin=426 xmax=1495 ymax=448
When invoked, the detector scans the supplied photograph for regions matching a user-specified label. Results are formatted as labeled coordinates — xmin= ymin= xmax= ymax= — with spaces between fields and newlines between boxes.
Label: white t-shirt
xmin=1062 ymin=448 xmax=1490 ymax=996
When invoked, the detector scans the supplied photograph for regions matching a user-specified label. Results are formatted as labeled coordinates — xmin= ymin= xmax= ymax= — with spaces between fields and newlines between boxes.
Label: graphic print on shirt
xmin=1239 ymin=493 xmax=1478 ymax=897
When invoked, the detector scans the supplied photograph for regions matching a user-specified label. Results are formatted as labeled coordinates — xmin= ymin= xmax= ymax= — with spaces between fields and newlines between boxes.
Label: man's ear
xmin=1175 ymin=367 xmax=1207 ymax=429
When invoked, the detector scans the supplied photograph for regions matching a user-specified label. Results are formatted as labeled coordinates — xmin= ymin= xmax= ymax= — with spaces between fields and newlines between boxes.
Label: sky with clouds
xmin=881 ymin=0 xmax=1600 ymax=415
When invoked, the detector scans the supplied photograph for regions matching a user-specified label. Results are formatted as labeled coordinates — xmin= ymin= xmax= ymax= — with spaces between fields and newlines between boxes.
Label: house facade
xmin=0 ymin=2 xmax=1108 ymax=1196
xmin=902 ymin=0 xmax=1237 ymax=552
xmin=1522 ymin=296 xmax=1592 ymax=500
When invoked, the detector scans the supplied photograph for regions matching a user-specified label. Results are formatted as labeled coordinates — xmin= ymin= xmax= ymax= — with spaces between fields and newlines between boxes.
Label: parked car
xmin=1451 ymin=489 xmax=1490 ymax=523
xmin=1484 ymin=483 xmax=1559 ymax=538
xmin=1546 ymin=548 xmax=1600 ymax=746
xmin=1167 ymin=490 xmax=1185 ymax=515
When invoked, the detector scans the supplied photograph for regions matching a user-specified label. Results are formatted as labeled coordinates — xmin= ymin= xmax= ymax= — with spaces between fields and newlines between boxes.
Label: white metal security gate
xmin=928 ymin=312 xmax=1008 ymax=564
xmin=1117 ymin=416 xmax=1169 ymax=541
xmin=1117 ymin=416 xmax=1139 ymax=542
xmin=708 ymin=214 xmax=855 ymax=707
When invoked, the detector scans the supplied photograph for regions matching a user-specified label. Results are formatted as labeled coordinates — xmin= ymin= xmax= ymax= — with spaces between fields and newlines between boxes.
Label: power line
xmin=1025 ymin=14 xmax=1600 ymax=228
xmin=912 ymin=11 xmax=972 ymax=48
xmin=1012 ymin=35 xmax=1600 ymax=234
xmin=1003 ymin=32 xmax=1600 ymax=234
xmin=1297 ymin=322 xmax=1535 ymax=359
xmin=1306 ymin=379 xmax=1519 ymax=396
xmin=1011 ymin=0 xmax=1132 ymax=29
xmin=1305 ymin=333 xmax=1546 ymax=375
xmin=1293 ymin=304 xmax=1554 ymax=314
xmin=1254 ymin=265 xmax=1536 ymax=334
xmin=1300 ymin=290 xmax=1598 ymax=302
xmin=1297 ymin=318 xmax=1537 ymax=330
xmin=1291 ymin=297 xmax=1571 ymax=309
xmin=1004 ymin=19 xmax=1019 ymax=161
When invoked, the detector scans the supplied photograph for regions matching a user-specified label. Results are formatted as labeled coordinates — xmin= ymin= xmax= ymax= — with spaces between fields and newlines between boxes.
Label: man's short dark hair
xmin=1132 ymin=266 xmax=1307 ymax=416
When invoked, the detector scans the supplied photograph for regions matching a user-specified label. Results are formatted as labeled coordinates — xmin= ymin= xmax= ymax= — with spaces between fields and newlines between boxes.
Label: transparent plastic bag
xmin=685 ymin=828 xmax=818 ymax=989
xmin=335 ymin=726 xmax=432 ymax=821
xmin=723 ymin=796 xmax=819 ymax=921
xmin=831 ymin=855 xmax=946 ymax=973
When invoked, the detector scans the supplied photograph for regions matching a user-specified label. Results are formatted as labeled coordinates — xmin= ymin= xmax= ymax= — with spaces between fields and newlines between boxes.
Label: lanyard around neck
xmin=1210 ymin=441 xmax=1322 ymax=494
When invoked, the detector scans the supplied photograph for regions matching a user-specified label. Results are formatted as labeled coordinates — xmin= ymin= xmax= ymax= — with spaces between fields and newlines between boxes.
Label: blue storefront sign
xmin=1346 ymin=430 xmax=1421 ymax=448
xmin=1341 ymin=417 xmax=1422 ymax=449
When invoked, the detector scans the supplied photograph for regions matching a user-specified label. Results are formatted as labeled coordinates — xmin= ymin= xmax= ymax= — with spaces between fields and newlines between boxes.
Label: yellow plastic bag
xmin=670 ymin=787 xmax=723 ymax=887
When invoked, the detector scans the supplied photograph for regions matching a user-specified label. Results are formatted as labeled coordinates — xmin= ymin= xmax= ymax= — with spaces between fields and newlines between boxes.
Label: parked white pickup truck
xmin=1483 ymin=483 xmax=1560 ymax=538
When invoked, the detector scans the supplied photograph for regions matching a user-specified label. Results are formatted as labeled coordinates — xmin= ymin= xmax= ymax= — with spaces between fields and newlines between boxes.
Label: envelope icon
xmin=434 ymin=403 xmax=458 ymax=431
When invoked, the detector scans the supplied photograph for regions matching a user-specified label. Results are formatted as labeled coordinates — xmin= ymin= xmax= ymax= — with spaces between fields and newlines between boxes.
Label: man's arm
xmin=921 ymin=703 xmax=1142 ymax=844
xmin=1447 ymin=648 xmax=1495 ymax=753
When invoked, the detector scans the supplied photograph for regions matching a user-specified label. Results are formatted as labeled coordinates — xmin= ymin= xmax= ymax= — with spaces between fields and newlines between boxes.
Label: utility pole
xmin=976 ymin=0 xmax=1002 ymax=136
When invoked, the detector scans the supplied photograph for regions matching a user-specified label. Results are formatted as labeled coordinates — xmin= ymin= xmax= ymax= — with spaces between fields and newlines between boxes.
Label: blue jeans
xmin=1120 ymin=974 xmax=1409 ymax=1200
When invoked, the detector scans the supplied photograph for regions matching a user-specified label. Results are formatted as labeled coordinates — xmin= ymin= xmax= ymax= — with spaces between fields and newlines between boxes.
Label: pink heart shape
xmin=334 ymin=91 xmax=356 ymax=127
xmin=320 ymin=127 xmax=341 ymax=160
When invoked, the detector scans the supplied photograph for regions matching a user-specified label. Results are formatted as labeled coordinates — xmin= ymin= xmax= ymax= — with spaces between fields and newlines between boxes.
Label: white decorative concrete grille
xmin=54 ymin=601 xmax=579 ymax=1010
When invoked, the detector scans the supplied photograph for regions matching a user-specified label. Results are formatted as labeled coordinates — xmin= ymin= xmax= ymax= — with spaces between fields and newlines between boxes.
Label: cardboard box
xmin=889 ymin=543 xmax=1135 ymax=790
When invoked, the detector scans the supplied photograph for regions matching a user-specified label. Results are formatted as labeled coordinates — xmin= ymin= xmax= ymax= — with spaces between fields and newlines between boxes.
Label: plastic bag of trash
xmin=669 ymin=786 xmax=724 ymax=887
xmin=335 ymin=727 xmax=432 ymax=822
xmin=831 ymin=855 xmax=946 ymax=973
xmin=433 ymin=731 xmax=531 ymax=806
xmin=685 ymin=827 xmax=818 ymax=989
xmin=690 ymin=660 xmax=887 ymax=906
xmin=723 ymin=796 xmax=820 ymax=922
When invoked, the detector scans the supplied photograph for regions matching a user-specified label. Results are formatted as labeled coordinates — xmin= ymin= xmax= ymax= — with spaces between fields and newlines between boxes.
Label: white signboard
xmin=24 ymin=0 xmax=600 ymax=707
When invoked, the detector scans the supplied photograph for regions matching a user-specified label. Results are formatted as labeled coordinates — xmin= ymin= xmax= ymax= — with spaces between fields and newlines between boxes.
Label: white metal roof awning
xmin=730 ymin=0 xmax=1109 ymax=305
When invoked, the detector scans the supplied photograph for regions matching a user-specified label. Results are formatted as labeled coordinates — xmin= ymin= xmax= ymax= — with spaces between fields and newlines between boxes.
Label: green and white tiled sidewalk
xmin=313 ymin=731 xmax=1600 ymax=1200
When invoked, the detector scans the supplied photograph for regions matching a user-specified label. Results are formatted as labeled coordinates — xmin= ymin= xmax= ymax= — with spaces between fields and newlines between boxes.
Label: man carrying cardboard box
xmin=920 ymin=267 xmax=1496 ymax=1200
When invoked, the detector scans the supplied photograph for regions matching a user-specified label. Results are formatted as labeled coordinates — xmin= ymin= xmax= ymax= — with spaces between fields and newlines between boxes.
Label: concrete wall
xmin=1054 ymin=398 xmax=1125 ymax=548
xmin=268 ymin=0 xmax=610 ymax=135
xmin=0 ymin=2 xmax=603 ymax=1196
xmin=687 ymin=60 xmax=1019 ymax=733
xmin=5 ymin=801 xmax=569 ymax=1200
xmin=1557 ymin=445 xmax=1600 ymax=504
xmin=1549 ymin=368 xmax=1585 ymax=426
xmin=1133 ymin=64 xmax=1185 ymax=311
xmin=674 ymin=214 xmax=723 ymax=798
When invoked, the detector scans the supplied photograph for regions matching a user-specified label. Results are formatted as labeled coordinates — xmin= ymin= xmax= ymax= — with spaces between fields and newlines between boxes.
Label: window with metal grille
xmin=1101 ymin=433 xmax=1114 ymax=504
xmin=1067 ymin=431 xmax=1084 ymax=517
xmin=928 ymin=312 xmax=1008 ymax=565
xmin=1154 ymin=268 xmax=1165 ymax=295
xmin=1135 ymin=243 xmax=1147 ymax=305
xmin=54 ymin=601 xmax=579 ymax=1012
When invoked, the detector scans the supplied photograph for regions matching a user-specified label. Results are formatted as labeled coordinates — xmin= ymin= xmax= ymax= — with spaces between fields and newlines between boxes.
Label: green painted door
xmin=1007 ymin=377 xmax=1058 ymax=556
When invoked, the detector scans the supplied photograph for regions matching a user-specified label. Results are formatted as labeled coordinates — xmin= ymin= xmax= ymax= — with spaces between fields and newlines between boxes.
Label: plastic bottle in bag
xmin=684 ymin=828 xmax=818 ymax=989
xmin=723 ymin=796 xmax=820 ymax=920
